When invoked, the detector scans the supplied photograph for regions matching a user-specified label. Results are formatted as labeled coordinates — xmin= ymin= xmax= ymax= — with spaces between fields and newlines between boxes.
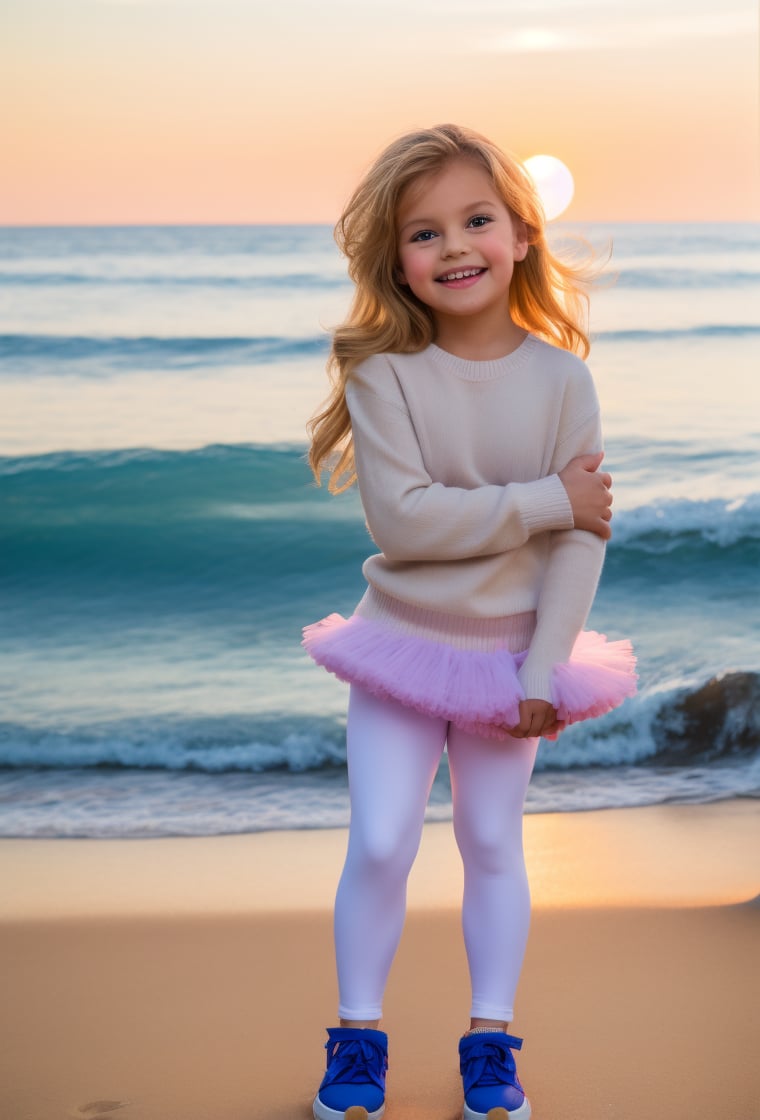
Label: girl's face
xmin=395 ymin=158 xmax=528 ymax=330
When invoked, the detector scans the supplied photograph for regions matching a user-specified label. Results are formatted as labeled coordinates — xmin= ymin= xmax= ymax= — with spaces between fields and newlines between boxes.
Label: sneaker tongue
xmin=476 ymin=1068 xmax=504 ymax=1086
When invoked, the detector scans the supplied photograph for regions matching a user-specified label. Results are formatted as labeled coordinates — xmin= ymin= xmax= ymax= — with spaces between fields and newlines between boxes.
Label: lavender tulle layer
xmin=302 ymin=611 xmax=637 ymax=741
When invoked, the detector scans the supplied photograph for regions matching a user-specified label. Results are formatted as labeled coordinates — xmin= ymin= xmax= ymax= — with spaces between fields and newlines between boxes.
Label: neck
xmin=432 ymin=308 xmax=527 ymax=361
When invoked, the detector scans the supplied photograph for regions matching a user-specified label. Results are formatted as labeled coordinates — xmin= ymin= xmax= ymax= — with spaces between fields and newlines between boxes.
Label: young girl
xmin=303 ymin=124 xmax=636 ymax=1120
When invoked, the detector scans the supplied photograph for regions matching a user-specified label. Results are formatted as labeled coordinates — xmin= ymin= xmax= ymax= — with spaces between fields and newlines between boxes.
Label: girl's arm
xmin=515 ymin=406 xmax=607 ymax=714
xmin=347 ymin=377 xmax=576 ymax=563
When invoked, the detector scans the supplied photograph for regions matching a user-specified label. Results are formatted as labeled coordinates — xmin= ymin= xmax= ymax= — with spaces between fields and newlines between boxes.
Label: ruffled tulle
xmin=302 ymin=612 xmax=637 ymax=741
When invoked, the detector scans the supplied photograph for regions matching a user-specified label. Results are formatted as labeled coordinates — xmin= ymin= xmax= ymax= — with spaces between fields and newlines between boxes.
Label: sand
xmin=1 ymin=799 xmax=758 ymax=1120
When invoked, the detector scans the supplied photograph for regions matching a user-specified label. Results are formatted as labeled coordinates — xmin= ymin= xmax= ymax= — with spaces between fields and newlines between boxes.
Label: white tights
xmin=334 ymin=684 xmax=539 ymax=1022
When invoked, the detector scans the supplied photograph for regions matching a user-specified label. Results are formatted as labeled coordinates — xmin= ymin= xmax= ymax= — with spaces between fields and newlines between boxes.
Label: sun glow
xmin=523 ymin=155 xmax=575 ymax=221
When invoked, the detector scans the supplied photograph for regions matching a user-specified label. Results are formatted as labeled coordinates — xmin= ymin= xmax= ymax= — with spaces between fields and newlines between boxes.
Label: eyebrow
xmin=399 ymin=200 xmax=499 ymax=234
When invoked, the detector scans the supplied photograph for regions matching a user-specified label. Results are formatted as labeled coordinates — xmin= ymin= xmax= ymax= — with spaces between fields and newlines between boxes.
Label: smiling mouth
xmin=436 ymin=267 xmax=486 ymax=283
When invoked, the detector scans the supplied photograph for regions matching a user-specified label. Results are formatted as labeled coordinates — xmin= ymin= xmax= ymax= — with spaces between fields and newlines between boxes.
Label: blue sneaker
xmin=459 ymin=1031 xmax=531 ymax=1120
xmin=313 ymin=1027 xmax=388 ymax=1120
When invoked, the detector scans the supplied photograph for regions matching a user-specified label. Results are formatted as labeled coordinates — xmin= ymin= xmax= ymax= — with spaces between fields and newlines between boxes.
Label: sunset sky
xmin=2 ymin=0 xmax=758 ymax=224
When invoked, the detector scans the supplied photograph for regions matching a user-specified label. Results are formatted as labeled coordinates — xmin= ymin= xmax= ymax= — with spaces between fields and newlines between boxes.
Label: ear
xmin=396 ymin=267 xmax=408 ymax=285
xmin=512 ymin=218 xmax=529 ymax=262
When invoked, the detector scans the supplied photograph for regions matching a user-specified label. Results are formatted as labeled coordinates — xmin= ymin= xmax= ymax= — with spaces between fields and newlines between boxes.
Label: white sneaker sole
xmin=463 ymin=1096 xmax=531 ymax=1120
xmin=313 ymin=1097 xmax=385 ymax=1120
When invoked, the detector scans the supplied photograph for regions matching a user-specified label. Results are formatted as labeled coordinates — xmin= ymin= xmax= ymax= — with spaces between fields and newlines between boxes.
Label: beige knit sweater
xmin=344 ymin=334 xmax=606 ymax=704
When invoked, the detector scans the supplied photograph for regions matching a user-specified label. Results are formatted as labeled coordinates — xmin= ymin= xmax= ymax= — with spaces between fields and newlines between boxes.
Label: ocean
xmin=0 ymin=222 xmax=758 ymax=837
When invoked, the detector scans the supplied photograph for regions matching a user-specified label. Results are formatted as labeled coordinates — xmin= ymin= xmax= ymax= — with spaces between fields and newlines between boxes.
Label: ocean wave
xmin=0 ymin=672 xmax=756 ymax=776
xmin=612 ymin=494 xmax=760 ymax=550
xmin=613 ymin=269 xmax=760 ymax=290
xmin=0 ymin=717 xmax=347 ymax=773
xmin=4 ymin=323 xmax=757 ymax=379
xmin=1 ymin=450 xmax=757 ymax=605
xmin=0 ymin=757 xmax=756 ymax=837
xmin=0 ymin=765 xmax=454 ymax=838
xmin=0 ymin=442 xmax=284 ymax=476
xmin=0 ymin=333 xmax=330 ymax=372
xmin=595 ymin=324 xmax=760 ymax=342
xmin=0 ymin=271 xmax=349 ymax=290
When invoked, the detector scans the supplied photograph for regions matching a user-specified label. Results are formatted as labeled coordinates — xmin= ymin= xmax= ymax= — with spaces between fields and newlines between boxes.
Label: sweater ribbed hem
xmin=355 ymin=587 xmax=536 ymax=653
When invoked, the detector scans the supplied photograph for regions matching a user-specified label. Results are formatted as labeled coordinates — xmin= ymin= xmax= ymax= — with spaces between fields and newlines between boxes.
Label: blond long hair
xmin=308 ymin=123 xmax=595 ymax=492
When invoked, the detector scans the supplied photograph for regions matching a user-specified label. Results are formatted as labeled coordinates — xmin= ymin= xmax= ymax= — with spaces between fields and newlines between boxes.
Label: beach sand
xmin=1 ymin=800 xmax=758 ymax=1119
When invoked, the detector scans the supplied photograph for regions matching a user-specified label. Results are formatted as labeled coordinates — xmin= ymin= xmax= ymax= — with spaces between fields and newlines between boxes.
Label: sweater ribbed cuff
xmin=519 ymin=474 xmax=574 ymax=537
xmin=517 ymin=660 xmax=554 ymax=705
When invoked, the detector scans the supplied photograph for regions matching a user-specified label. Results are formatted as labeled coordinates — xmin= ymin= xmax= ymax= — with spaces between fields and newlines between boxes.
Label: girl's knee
xmin=348 ymin=821 xmax=421 ymax=879
xmin=454 ymin=817 xmax=524 ymax=877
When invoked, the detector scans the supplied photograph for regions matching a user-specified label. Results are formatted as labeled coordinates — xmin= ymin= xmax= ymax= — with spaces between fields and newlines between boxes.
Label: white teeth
xmin=441 ymin=268 xmax=481 ymax=281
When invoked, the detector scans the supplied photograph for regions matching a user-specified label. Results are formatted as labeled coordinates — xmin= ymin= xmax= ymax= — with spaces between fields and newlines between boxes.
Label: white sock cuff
xmin=338 ymin=1003 xmax=383 ymax=1021
xmin=469 ymin=1002 xmax=515 ymax=1021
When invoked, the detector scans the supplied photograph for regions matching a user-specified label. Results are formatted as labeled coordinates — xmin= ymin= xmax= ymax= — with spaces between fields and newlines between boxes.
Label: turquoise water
xmin=0 ymin=223 xmax=758 ymax=836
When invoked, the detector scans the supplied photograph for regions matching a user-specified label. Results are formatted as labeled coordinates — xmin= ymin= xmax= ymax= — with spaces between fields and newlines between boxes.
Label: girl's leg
xmin=334 ymin=684 xmax=448 ymax=1022
xmin=446 ymin=725 xmax=539 ymax=1024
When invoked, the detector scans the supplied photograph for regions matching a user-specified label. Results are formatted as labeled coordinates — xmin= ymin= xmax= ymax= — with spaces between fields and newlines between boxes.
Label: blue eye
xmin=468 ymin=215 xmax=492 ymax=228
xmin=410 ymin=229 xmax=437 ymax=242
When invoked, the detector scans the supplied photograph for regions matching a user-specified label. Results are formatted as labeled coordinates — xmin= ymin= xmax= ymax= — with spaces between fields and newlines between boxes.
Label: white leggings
xmin=335 ymin=684 xmax=539 ymax=1022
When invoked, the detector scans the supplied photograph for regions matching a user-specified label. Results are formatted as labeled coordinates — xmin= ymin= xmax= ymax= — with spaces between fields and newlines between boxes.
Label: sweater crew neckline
xmin=429 ymin=333 xmax=537 ymax=381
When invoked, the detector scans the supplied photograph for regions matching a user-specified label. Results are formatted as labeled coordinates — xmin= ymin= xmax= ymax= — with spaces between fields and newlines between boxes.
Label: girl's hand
xmin=507 ymin=699 xmax=560 ymax=739
xmin=558 ymin=452 xmax=613 ymax=539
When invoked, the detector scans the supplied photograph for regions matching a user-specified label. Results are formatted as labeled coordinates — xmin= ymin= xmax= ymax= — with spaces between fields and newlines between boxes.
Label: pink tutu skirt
xmin=302 ymin=612 xmax=637 ymax=741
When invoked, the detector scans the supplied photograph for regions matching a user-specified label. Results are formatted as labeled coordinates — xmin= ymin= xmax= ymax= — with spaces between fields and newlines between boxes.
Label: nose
xmin=441 ymin=226 xmax=469 ymax=258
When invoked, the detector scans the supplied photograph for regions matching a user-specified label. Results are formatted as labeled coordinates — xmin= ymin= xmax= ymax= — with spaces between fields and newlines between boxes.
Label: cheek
xmin=483 ymin=237 xmax=514 ymax=268
xmin=397 ymin=251 xmax=430 ymax=290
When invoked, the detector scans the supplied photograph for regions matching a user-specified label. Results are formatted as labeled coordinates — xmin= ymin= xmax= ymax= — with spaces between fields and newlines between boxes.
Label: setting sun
xmin=523 ymin=155 xmax=575 ymax=221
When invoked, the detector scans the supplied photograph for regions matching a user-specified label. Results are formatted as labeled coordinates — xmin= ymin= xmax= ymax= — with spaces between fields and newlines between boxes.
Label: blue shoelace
xmin=460 ymin=1034 xmax=523 ymax=1094
xmin=322 ymin=1037 xmax=388 ymax=1091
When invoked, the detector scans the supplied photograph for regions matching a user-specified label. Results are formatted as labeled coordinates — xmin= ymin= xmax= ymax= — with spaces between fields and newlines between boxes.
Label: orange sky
xmin=1 ymin=0 xmax=758 ymax=224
